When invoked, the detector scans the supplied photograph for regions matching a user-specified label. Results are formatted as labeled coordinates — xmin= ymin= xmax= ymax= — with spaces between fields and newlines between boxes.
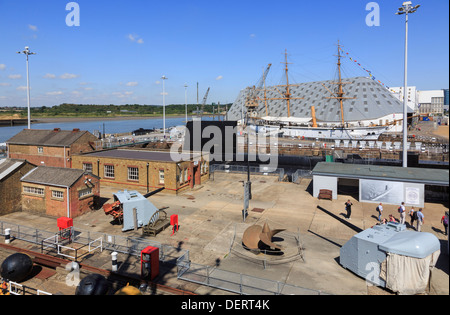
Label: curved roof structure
xmin=227 ymin=76 xmax=407 ymax=123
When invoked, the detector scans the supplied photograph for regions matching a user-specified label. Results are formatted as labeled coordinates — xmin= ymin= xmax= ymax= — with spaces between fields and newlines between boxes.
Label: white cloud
xmin=28 ymin=24 xmax=38 ymax=31
xmin=128 ymin=34 xmax=144 ymax=44
xmin=16 ymin=86 xmax=28 ymax=91
xmin=46 ymin=91 xmax=64 ymax=96
xmin=84 ymin=87 xmax=93 ymax=91
xmin=250 ymin=34 xmax=256 ymax=38
xmin=60 ymin=73 xmax=79 ymax=79
xmin=8 ymin=74 xmax=22 ymax=79
xmin=43 ymin=73 xmax=56 ymax=79
xmin=0 ymin=64 xmax=6 ymax=71
xmin=216 ymin=75 xmax=223 ymax=81
xmin=126 ymin=81 xmax=139 ymax=87
xmin=0 ymin=82 xmax=11 ymax=87
xmin=155 ymin=81 xmax=161 ymax=85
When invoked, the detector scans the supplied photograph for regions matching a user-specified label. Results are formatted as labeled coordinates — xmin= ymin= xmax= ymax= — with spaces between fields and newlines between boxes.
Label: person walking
xmin=345 ymin=200 xmax=353 ymax=220
xmin=441 ymin=212 xmax=448 ymax=236
xmin=376 ymin=203 xmax=383 ymax=222
xmin=409 ymin=207 xmax=416 ymax=227
xmin=398 ymin=202 xmax=406 ymax=225
xmin=416 ymin=208 xmax=424 ymax=232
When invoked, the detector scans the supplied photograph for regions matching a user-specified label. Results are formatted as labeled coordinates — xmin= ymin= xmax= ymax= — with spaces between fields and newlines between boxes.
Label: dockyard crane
xmin=245 ymin=63 xmax=272 ymax=118
xmin=200 ymin=87 xmax=210 ymax=118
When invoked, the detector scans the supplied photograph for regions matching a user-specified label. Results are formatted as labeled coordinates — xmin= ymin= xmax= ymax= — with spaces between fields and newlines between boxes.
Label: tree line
xmin=0 ymin=103 xmax=231 ymax=118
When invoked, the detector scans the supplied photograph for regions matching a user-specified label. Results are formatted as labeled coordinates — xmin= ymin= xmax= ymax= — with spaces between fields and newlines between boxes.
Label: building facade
xmin=21 ymin=166 xmax=100 ymax=218
xmin=71 ymin=149 xmax=209 ymax=195
xmin=417 ymin=90 xmax=445 ymax=115
xmin=7 ymin=128 xmax=99 ymax=168
xmin=0 ymin=159 xmax=36 ymax=215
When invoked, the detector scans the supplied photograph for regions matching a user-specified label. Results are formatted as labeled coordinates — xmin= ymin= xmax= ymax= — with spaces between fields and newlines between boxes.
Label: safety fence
xmin=0 ymin=220 xmax=188 ymax=264
xmin=177 ymin=261 xmax=327 ymax=295
xmin=5 ymin=281 xmax=52 ymax=296
xmin=210 ymin=164 xmax=285 ymax=181
xmin=1 ymin=220 xmax=328 ymax=295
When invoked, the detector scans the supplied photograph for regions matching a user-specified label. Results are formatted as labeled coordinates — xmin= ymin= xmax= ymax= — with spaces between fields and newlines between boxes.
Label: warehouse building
xmin=21 ymin=166 xmax=100 ymax=218
xmin=6 ymin=128 xmax=99 ymax=168
xmin=71 ymin=149 xmax=209 ymax=194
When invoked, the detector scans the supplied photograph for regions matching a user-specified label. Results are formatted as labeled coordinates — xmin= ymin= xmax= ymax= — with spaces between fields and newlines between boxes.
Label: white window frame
xmin=159 ymin=169 xmax=165 ymax=185
xmin=104 ymin=165 xmax=115 ymax=179
xmin=83 ymin=163 xmax=93 ymax=173
xmin=79 ymin=187 xmax=93 ymax=199
xmin=51 ymin=190 xmax=64 ymax=199
xmin=127 ymin=167 xmax=139 ymax=181
xmin=24 ymin=186 xmax=44 ymax=196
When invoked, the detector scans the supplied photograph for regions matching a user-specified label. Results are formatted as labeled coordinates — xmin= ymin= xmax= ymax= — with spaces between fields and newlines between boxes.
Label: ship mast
xmin=323 ymin=41 xmax=355 ymax=127
xmin=283 ymin=49 xmax=292 ymax=117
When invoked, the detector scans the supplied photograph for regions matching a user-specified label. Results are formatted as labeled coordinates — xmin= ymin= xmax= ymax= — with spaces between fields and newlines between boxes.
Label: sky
xmin=0 ymin=0 xmax=448 ymax=108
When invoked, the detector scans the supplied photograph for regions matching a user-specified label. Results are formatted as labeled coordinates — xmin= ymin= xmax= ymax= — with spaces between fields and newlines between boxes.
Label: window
xmin=24 ymin=186 xmax=44 ymax=196
xmin=52 ymin=190 xmax=64 ymax=199
xmin=79 ymin=188 xmax=93 ymax=199
xmin=159 ymin=169 xmax=165 ymax=184
xmin=128 ymin=167 xmax=139 ymax=181
xmin=104 ymin=165 xmax=115 ymax=179
xmin=37 ymin=147 xmax=43 ymax=154
xmin=83 ymin=163 xmax=93 ymax=173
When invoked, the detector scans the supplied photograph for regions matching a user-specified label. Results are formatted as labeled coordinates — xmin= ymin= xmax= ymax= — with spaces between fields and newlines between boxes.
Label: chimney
xmin=54 ymin=128 xmax=61 ymax=132
xmin=73 ymin=128 xmax=80 ymax=132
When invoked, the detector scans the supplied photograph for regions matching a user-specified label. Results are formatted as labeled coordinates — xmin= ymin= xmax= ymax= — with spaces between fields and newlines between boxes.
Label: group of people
xmin=345 ymin=199 xmax=448 ymax=235
xmin=376 ymin=202 xmax=444 ymax=233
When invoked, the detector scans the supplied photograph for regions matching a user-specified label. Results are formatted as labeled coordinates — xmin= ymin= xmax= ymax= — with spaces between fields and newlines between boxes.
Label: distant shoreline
xmin=32 ymin=115 xmax=187 ymax=124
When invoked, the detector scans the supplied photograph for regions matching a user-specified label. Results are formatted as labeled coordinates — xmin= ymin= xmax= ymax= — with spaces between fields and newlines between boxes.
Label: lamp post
xmin=184 ymin=83 xmax=188 ymax=123
xmin=17 ymin=46 xmax=36 ymax=129
xmin=396 ymin=1 xmax=420 ymax=168
xmin=161 ymin=75 xmax=168 ymax=138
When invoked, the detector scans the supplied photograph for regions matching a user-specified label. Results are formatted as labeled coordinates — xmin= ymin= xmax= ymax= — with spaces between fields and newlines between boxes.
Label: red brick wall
xmin=9 ymin=145 xmax=68 ymax=168
xmin=8 ymin=131 xmax=98 ymax=168
xmin=22 ymin=173 xmax=100 ymax=218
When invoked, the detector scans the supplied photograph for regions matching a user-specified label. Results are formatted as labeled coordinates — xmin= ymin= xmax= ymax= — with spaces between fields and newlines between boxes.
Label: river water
xmin=0 ymin=116 xmax=221 ymax=144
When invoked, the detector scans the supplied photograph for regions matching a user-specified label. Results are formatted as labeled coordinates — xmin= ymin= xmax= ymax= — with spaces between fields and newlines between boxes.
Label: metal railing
xmin=210 ymin=164 xmax=286 ymax=181
xmin=1 ymin=220 xmax=329 ymax=295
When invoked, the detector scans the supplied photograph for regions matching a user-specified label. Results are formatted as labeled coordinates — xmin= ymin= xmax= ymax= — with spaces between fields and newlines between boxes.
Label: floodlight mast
xmin=17 ymin=46 xmax=36 ymax=129
xmin=396 ymin=1 xmax=420 ymax=168
xmin=161 ymin=75 xmax=168 ymax=138
xmin=184 ymin=83 xmax=188 ymax=123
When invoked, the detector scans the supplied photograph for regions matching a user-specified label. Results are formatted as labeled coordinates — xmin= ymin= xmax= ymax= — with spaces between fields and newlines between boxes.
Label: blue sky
xmin=0 ymin=0 xmax=448 ymax=107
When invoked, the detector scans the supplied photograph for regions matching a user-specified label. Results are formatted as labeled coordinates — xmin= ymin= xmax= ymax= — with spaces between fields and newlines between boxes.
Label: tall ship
xmin=227 ymin=43 xmax=410 ymax=141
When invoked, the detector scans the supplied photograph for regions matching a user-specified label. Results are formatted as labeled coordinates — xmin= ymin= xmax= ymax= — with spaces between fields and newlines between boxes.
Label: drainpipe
xmin=146 ymin=163 xmax=149 ymax=193
xmin=64 ymin=146 xmax=66 ymax=168
xmin=66 ymin=186 xmax=70 ymax=218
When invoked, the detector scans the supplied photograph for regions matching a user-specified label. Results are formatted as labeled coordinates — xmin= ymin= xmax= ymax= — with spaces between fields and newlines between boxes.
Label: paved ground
xmin=1 ymin=172 xmax=448 ymax=295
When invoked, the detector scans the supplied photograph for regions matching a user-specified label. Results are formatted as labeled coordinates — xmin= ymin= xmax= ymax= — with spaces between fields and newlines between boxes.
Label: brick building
xmin=21 ymin=166 xmax=100 ymax=218
xmin=71 ymin=149 xmax=209 ymax=194
xmin=6 ymin=128 xmax=99 ymax=168
xmin=0 ymin=159 xmax=36 ymax=215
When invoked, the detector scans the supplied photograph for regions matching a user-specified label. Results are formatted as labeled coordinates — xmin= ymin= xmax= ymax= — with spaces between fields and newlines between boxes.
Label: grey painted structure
xmin=227 ymin=76 xmax=409 ymax=122
xmin=312 ymin=162 xmax=449 ymax=207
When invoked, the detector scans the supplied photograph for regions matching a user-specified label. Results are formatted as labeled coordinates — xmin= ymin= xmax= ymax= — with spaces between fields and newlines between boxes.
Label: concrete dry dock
xmin=1 ymin=172 xmax=448 ymax=295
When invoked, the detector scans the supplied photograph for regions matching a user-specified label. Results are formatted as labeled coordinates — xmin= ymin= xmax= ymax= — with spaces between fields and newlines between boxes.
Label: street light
xmin=161 ymin=75 xmax=168 ymax=138
xmin=17 ymin=46 xmax=36 ymax=129
xmin=184 ymin=83 xmax=188 ymax=123
xmin=396 ymin=1 xmax=420 ymax=168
